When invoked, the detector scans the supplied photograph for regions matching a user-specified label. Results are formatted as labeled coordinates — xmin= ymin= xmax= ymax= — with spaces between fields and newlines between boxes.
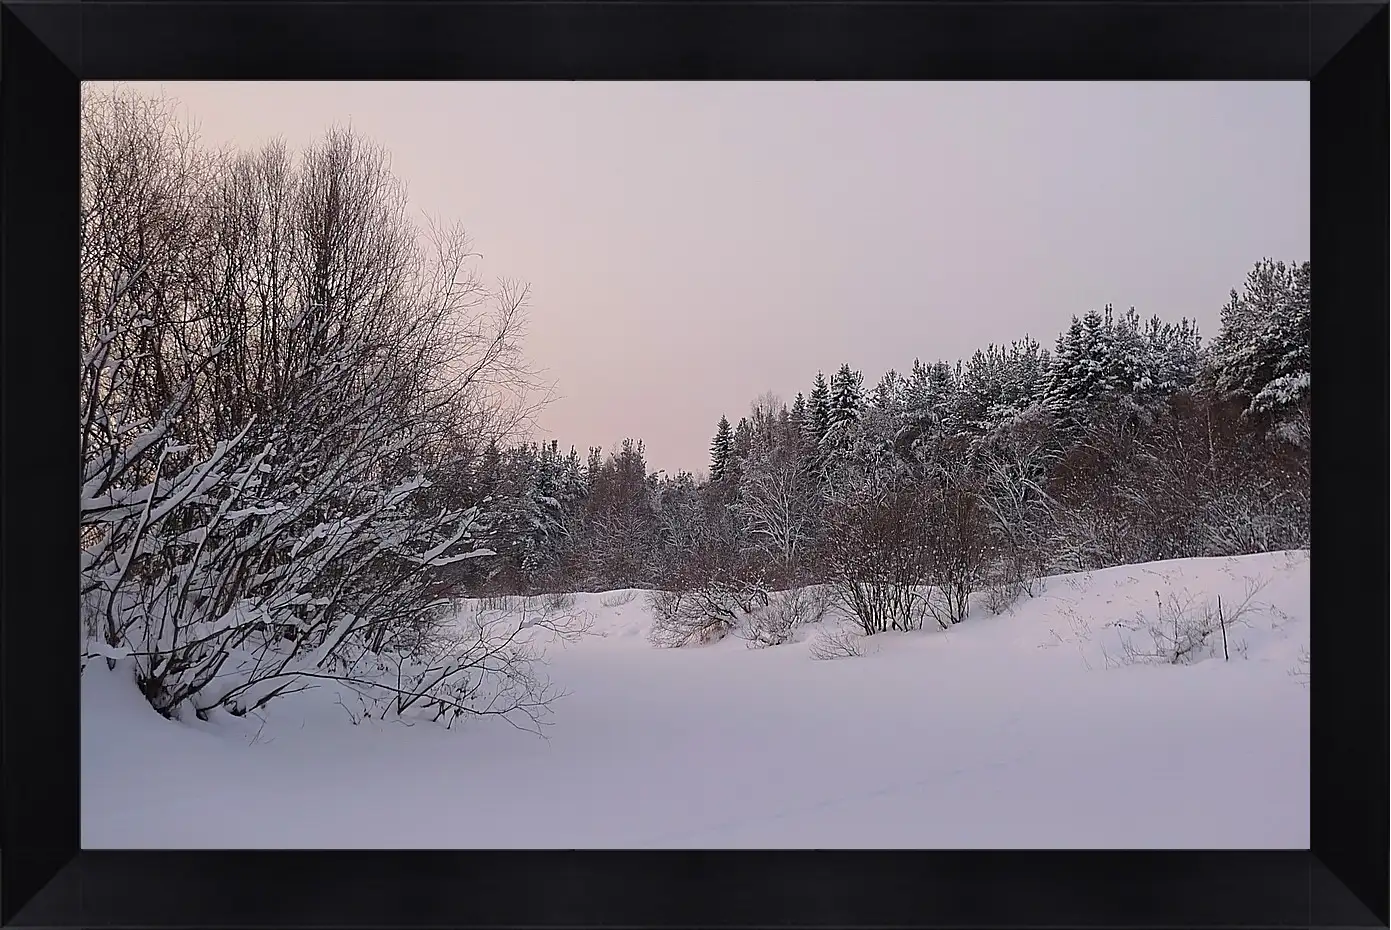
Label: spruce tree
xmin=903 ymin=359 xmax=932 ymax=416
xmin=731 ymin=417 xmax=754 ymax=478
xmin=806 ymin=372 xmax=831 ymax=447
xmin=998 ymin=336 xmax=1045 ymax=419
xmin=790 ymin=392 xmax=807 ymax=429
xmin=587 ymin=446 xmax=604 ymax=492
xmin=563 ymin=446 xmax=587 ymax=502
xmin=826 ymin=363 xmax=863 ymax=441
xmin=872 ymin=369 xmax=900 ymax=411
xmin=477 ymin=441 xmax=503 ymax=499
xmin=710 ymin=415 xmax=734 ymax=481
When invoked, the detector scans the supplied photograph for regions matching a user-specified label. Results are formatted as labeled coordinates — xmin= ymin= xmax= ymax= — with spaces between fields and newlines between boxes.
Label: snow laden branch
xmin=79 ymin=98 xmax=557 ymax=729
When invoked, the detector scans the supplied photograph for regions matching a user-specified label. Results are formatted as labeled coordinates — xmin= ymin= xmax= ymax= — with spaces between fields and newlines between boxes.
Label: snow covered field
xmin=82 ymin=550 xmax=1309 ymax=848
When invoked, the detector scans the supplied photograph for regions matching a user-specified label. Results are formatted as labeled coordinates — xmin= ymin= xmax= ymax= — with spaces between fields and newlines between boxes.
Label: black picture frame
xmin=3 ymin=2 xmax=1386 ymax=927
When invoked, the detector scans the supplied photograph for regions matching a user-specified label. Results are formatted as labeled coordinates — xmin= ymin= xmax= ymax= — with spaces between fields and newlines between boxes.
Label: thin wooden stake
xmin=1218 ymin=595 xmax=1229 ymax=662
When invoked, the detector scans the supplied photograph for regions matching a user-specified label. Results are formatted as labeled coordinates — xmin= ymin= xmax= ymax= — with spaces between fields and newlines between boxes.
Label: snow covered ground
xmin=82 ymin=550 xmax=1309 ymax=848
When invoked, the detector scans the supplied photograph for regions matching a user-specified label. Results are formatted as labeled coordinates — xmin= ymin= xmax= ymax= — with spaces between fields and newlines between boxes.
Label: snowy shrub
xmin=982 ymin=573 xmax=1026 ymax=616
xmin=741 ymin=585 xmax=833 ymax=649
xmin=1049 ymin=506 xmax=1151 ymax=573
xmin=824 ymin=482 xmax=933 ymax=634
xmin=975 ymin=419 xmax=1057 ymax=599
xmin=79 ymin=92 xmax=553 ymax=729
xmin=647 ymin=575 xmax=769 ymax=648
xmin=544 ymin=591 xmax=577 ymax=612
xmin=1200 ymin=489 xmax=1308 ymax=557
xmin=920 ymin=480 xmax=991 ymax=628
xmin=350 ymin=596 xmax=586 ymax=729
xmin=601 ymin=590 xmax=636 ymax=608
xmin=835 ymin=579 xmax=928 ymax=635
xmin=808 ymin=625 xmax=867 ymax=660
xmin=1104 ymin=577 xmax=1268 ymax=667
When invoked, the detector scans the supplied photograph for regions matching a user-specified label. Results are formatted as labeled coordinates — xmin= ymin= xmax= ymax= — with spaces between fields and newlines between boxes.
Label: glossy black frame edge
xmin=1 ymin=1 xmax=1386 ymax=927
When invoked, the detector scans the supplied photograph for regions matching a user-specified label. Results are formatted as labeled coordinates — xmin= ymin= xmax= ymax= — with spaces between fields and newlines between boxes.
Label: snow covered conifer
xmin=1206 ymin=258 xmax=1310 ymax=417
xmin=710 ymin=415 xmax=734 ymax=481
xmin=587 ymin=446 xmax=604 ymax=492
xmin=730 ymin=417 xmax=754 ymax=479
xmin=806 ymin=372 xmax=832 ymax=448
xmin=790 ymin=392 xmax=807 ymax=434
xmin=825 ymin=363 xmax=864 ymax=445
xmin=903 ymin=359 xmax=932 ymax=414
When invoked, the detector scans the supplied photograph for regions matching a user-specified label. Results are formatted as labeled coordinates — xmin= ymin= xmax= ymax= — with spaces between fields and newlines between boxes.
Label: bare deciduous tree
xmin=736 ymin=446 xmax=820 ymax=576
xmin=80 ymin=89 xmax=555 ymax=728
xmin=920 ymin=471 xmax=991 ymax=629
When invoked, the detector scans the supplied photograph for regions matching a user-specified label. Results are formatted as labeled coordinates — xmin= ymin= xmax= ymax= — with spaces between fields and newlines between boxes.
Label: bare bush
xmin=1289 ymin=645 xmax=1309 ymax=688
xmin=477 ymin=594 xmax=521 ymax=613
xmin=741 ymin=584 xmax=833 ymax=649
xmin=544 ymin=591 xmax=576 ymax=612
xmin=983 ymin=575 xmax=1027 ymax=616
xmin=1039 ymin=607 xmax=1096 ymax=670
xmin=808 ymin=625 xmax=867 ymax=660
xmin=600 ymin=590 xmax=636 ymax=608
xmin=824 ymin=483 xmax=931 ymax=635
xmin=1199 ymin=489 xmax=1309 ymax=557
xmin=921 ymin=477 xmax=991 ymax=629
xmin=976 ymin=420 xmax=1057 ymax=598
xmin=647 ymin=573 xmax=770 ymax=648
xmin=289 ymin=595 xmax=587 ymax=733
xmin=1048 ymin=506 xmax=1148 ymax=573
xmin=1105 ymin=577 xmax=1269 ymax=666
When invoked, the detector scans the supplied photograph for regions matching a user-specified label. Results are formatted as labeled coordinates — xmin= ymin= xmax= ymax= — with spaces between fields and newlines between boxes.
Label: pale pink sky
xmin=123 ymin=82 xmax=1309 ymax=475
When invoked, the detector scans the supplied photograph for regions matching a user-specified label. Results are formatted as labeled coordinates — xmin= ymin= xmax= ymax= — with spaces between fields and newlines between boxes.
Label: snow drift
xmin=82 ymin=550 xmax=1309 ymax=848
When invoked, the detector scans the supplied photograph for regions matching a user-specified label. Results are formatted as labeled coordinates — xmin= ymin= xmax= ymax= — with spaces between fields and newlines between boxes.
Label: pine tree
xmin=826 ymin=363 xmax=863 ymax=442
xmin=1104 ymin=306 xmax=1150 ymax=404
xmin=710 ymin=415 xmax=734 ymax=481
xmin=1041 ymin=315 xmax=1087 ymax=426
xmin=587 ymin=446 xmax=604 ymax=492
xmin=476 ymin=441 xmax=503 ymax=500
xmin=805 ymin=372 xmax=831 ymax=447
xmin=563 ymin=446 xmax=587 ymax=503
xmin=1078 ymin=307 xmax=1121 ymax=403
xmin=904 ymin=359 xmax=932 ymax=415
xmin=1207 ymin=258 xmax=1310 ymax=416
xmin=732 ymin=416 xmax=754 ymax=469
xmin=519 ymin=442 xmax=566 ymax=582
xmin=928 ymin=361 xmax=957 ymax=410
xmin=872 ymin=369 xmax=901 ymax=412
xmin=957 ymin=346 xmax=1006 ymax=435
xmin=997 ymin=336 xmax=1046 ymax=419
xmin=1042 ymin=308 xmax=1129 ymax=426
xmin=776 ymin=405 xmax=794 ymax=449
xmin=790 ymin=392 xmax=807 ymax=430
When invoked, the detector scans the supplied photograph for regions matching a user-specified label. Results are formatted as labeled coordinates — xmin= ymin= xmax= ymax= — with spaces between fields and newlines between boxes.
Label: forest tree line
xmin=453 ymin=261 xmax=1309 ymax=635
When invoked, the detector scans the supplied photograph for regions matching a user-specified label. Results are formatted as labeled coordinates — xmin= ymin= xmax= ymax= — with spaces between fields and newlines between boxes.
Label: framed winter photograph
xmin=4 ymin=2 xmax=1387 ymax=928
xmin=77 ymin=78 xmax=1315 ymax=849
